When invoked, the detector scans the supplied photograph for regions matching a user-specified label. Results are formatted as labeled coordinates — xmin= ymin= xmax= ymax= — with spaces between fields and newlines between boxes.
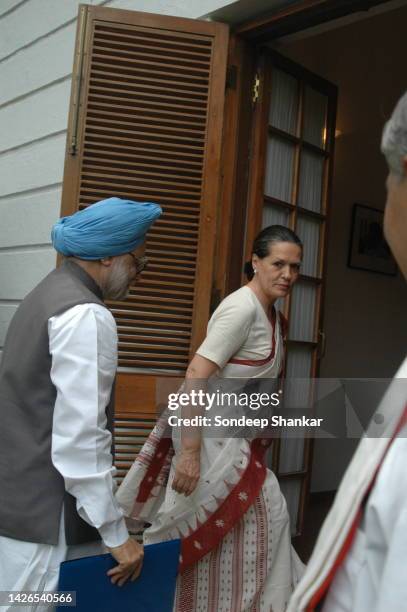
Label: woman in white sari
xmin=117 ymin=225 xmax=305 ymax=611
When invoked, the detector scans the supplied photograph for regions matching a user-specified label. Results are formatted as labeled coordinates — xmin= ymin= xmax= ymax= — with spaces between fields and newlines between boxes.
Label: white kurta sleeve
xmin=49 ymin=303 xmax=129 ymax=548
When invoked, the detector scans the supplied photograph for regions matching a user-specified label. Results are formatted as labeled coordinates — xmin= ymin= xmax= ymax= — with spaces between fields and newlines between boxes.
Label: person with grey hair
xmin=381 ymin=92 xmax=407 ymax=278
xmin=287 ymin=92 xmax=407 ymax=611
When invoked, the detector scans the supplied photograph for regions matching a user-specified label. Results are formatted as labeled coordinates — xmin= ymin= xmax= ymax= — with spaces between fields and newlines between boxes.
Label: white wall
xmin=279 ymin=4 xmax=407 ymax=490
xmin=0 ymin=0 xmax=235 ymax=357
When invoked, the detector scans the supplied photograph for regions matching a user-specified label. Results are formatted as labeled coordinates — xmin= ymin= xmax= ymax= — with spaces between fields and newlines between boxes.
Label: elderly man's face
xmin=384 ymin=166 xmax=407 ymax=281
xmin=103 ymin=243 xmax=146 ymax=301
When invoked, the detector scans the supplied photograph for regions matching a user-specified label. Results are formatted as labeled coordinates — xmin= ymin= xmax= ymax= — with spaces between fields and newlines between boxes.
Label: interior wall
xmin=278 ymin=4 xmax=407 ymax=490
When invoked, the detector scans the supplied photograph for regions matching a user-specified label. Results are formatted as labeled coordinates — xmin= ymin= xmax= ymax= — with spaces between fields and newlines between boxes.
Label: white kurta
xmin=0 ymin=303 xmax=128 ymax=610
xmin=322 ymin=426 xmax=407 ymax=612
xmin=287 ymin=356 xmax=407 ymax=612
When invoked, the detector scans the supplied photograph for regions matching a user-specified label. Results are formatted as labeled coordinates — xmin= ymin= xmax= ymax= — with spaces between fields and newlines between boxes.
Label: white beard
xmin=103 ymin=258 xmax=131 ymax=301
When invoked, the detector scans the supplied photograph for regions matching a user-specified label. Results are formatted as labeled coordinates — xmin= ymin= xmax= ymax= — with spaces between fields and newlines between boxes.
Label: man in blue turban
xmin=0 ymin=198 xmax=161 ymax=604
xmin=52 ymin=196 xmax=162 ymax=300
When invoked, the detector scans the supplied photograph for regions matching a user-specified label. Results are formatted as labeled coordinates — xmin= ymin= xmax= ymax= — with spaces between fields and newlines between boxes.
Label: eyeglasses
xmin=128 ymin=253 xmax=148 ymax=274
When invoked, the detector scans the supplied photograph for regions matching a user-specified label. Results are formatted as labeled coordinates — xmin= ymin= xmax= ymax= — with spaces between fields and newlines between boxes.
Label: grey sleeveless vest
xmin=0 ymin=260 xmax=115 ymax=545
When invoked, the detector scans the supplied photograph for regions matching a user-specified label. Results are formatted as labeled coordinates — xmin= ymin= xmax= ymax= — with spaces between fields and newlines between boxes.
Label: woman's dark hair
xmin=244 ymin=225 xmax=303 ymax=280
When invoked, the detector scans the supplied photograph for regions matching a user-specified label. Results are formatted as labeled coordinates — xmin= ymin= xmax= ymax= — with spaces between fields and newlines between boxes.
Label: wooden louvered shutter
xmin=60 ymin=5 xmax=228 ymax=477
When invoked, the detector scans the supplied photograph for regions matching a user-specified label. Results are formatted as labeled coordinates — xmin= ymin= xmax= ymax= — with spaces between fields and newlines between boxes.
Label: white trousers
xmin=0 ymin=509 xmax=103 ymax=612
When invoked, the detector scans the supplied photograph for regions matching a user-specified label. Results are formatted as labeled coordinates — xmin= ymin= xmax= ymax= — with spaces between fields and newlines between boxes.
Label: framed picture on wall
xmin=348 ymin=203 xmax=397 ymax=276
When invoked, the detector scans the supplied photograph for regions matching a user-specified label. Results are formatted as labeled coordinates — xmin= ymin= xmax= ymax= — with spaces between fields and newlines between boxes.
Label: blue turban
xmin=51 ymin=197 xmax=162 ymax=260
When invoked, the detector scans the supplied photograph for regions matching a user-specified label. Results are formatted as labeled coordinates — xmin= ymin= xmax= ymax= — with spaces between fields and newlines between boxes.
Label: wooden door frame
xmin=215 ymin=0 xmax=393 ymax=302
xmin=235 ymin=0 xmax=394 ymax=42
xmin=212 ymin=34 xmax=256 ymax=305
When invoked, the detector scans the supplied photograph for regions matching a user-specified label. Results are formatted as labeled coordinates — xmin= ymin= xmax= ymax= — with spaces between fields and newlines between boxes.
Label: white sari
xmin=117 ymin=287 xmax=304 ymax=611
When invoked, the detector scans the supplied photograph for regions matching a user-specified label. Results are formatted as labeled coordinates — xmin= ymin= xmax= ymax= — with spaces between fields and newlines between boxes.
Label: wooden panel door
xmin=245 ymin=49 xmax=337 ymax=533
xmin=60 ymin=5 xmax=228 ymax=481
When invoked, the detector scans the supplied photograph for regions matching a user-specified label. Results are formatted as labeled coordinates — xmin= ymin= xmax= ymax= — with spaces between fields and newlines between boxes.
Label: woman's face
xmin=252 ymin=241 xmax=302 ymax=302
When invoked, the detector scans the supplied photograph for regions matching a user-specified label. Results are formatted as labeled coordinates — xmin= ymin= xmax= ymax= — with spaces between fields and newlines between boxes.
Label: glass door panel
xmin=296 ymin=214 xmax=321 ymax=277
xmin=265 ymin=137 xmax=296 ymax=203
xmin=303 ymin=85 xmax=328 ymax=148
xmin=298 ymin=150 xmax=324 ymax=213
xmin=263 ymin=203 xmax=290 ymax=227
xmin=279 ymin=436 xmax=305 ymax=473
xmin=269 ymin=68 xmax=299 ymax=136
xmin=286 ymin=345 xmax=313 ymax=378
xmin=289 ymin=282 xmax=317 ymax=342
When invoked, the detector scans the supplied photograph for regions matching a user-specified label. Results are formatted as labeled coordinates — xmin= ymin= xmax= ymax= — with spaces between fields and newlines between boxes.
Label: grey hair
xmin=381 ymin=91 xmax=407 ymax=177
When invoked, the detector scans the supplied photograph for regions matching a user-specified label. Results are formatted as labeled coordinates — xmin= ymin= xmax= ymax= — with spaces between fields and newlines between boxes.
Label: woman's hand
xmin=172 ymin=448 xmax=200 ymax=496
xmin=170 ymin=354 xmax=216 ymax=496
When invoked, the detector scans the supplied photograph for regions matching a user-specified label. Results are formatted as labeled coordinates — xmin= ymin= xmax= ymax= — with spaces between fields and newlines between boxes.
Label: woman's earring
xmin=253 ymin=268 xmax=257 ymax=274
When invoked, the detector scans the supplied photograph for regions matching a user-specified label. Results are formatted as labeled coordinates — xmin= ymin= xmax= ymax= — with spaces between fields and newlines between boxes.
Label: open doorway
xmin=263 ymin=1 xmax=407 ymax=557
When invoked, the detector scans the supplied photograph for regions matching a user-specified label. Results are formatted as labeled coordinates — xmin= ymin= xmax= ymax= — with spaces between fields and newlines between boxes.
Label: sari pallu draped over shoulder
xmin=116 ymin=310 xmax=287 ymax=573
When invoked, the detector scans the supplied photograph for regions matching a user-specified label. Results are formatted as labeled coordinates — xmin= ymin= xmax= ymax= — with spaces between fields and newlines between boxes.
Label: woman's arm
xmin=182 ymin=354 xmax=219 ymax=452
xmin=171 ymin=295 xmax=254 ymax=496
xmin=185 ymin=353 xmax=219 ymax=380
xmin=171 ymin=354 xmax=218 ymax=497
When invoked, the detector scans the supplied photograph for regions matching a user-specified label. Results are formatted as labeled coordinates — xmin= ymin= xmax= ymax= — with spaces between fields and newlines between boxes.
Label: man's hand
xmin=172 ymin=448 xmax=200 ymax=496
xmin=107 ymin=537 xmax=144 ymax=586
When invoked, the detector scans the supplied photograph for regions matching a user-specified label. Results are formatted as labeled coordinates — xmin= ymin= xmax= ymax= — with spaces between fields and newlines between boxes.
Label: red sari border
xmin=135 ymin=437 xmax=173 ymax=503
xmin=179 ymin=438 xmax=272 ymax=573
xmin=132 ymin=435 xmax=273 ymax=573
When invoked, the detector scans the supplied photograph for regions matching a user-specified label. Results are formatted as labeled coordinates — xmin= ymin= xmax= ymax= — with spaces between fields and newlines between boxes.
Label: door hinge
xmin=69 ymin=5 xmax=88 ymax=155
xmin=252 ymin=73 xmax=260 ymax=103
xmin=226 ymin=65 xmax=238 ymax=90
